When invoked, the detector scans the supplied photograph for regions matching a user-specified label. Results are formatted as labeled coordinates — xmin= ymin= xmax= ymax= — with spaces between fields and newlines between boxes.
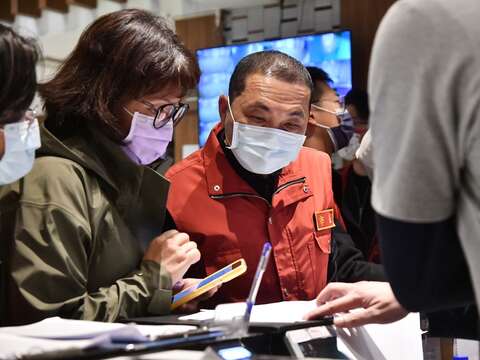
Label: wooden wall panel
xmin=71 ymin=0 xmax=96 ymax=8
xmin=46 ymin=0 xmax=68 ymax=12
xmin=17 ymin=0 xmax=42 ymax=17
xmin=173 ymin=15 xmax=223 ymax=163
xmin=0 ymin=0 xmax=17 ymax=21
xmin=341 ymin=0 xmax=397 ymax=90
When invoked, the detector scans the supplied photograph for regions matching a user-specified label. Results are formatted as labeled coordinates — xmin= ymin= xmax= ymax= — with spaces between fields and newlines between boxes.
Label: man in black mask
xmin=304 ymin=67 xmax=353 ymax=157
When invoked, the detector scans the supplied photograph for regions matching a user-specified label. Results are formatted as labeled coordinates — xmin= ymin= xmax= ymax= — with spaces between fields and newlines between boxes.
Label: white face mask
xmin=0 ymin=118 xmax=41 ymax=185
xmin=337 ymin=133 xmax=361 ymax=161
xmin=226 ymin=99 xmax=306 ymax=175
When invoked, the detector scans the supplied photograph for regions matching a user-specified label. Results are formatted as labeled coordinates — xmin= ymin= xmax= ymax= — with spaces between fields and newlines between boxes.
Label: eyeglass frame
xmin=139 ymin=100 xmax=189 ymax=129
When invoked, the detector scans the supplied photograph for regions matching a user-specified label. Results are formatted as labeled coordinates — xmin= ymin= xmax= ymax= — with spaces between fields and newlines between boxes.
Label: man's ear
xmin=308 ymin=116 xmax=317 ymax=126
xmin=218 ymin=95 xmax=229 ymax=126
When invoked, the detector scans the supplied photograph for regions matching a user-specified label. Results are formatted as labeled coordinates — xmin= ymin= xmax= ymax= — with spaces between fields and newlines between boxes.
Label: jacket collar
xmin=38 ymin=122 xmax=170 ymax=243
xmin=203 ymin=123 xmax=312 ymax=206
xmin=39 ymin=123 xmax=147 ymax=195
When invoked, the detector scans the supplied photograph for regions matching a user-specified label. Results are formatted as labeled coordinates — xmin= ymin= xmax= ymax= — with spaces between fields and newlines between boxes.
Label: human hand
xmin=304 ymin=281 xmax=409 ymax=328
xmin=143 ymin=230 xmax=201 ymax=285
xmin=172 ymin=278 xmax=221 ymax=313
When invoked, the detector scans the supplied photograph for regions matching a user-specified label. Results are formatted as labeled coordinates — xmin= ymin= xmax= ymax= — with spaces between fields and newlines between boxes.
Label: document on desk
xmin=0 ymin=316 xmax=196 ymax=341
xmin=180 ymin=302 xmax=423 ymax=360
xmin=179 ymin=300 xmax=318 ymax=323
xmin=0 ymin=333 xmax=103 ymax=360
xmin=0 ymin=317 xmax=197 ymax=359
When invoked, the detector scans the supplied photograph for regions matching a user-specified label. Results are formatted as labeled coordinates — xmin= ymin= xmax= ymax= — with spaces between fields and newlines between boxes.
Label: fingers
xmin=179 ymin=240 xmax=198 ymax=255
xmin=157 ymin=229 xmax=179 ymax=241
xmin=165 ymin=232 xmax=190 ymax=246
xmin=334 ymin=309 xmax=372 ymax=328
xmin=200 ymin=283 xmax=221 ymax=300
xmin=304 ymin=289 xmax=364 ymax=321
xmin=316 ymin=282 xmax=354 ymax=304
xmin=183 ymin=246 xmax=201 ymax=266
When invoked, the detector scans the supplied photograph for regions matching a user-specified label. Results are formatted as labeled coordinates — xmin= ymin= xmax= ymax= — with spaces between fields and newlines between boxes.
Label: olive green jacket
xmin=0 ymin=124 xmax=172 ymax=325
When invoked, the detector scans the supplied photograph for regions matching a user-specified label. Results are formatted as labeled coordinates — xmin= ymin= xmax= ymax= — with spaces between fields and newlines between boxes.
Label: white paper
xmin=336 ymin=312 xmax=423 ymax=360
xmin=135 ymin=324 xmax=197 ymax=339
xmin=113 ymin=350 xmax=204 ymax=360
xmin=179 ymin=310 xmax=216 ymax=321
xmin=0 ymin=317 xmax=197 ymax=343
xmin=180 ymin=301 xmax=317 ymax=323
xmin=0 ymin=317 xmax=147 ymax=342
xmin=251 ymin=300 xmax=317 ymax=323
xmin=0 ymin=333 xmax=102 ymax=360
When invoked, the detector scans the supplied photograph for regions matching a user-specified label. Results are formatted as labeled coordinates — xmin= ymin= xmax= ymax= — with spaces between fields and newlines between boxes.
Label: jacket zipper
xmin=210 ymin=192 xmax=271 ymax=206
xmin=209 ymin=177 xmax=307 ymax=205
xmin=273 ymin=177 xmax=306 ymax=194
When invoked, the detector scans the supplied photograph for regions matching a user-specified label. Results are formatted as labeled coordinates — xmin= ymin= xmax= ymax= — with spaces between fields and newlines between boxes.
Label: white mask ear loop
xmin=309 ymin=120 xmax=331 ymax=129
xmin=311 ymin=103 xmax=337 ymax=116
xmin=226 ymin=97 xmax=238 ymax=148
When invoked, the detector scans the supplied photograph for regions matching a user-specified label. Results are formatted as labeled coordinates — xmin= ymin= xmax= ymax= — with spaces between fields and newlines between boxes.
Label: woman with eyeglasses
xmin=0 ymin=9 xmax=206 ymax=325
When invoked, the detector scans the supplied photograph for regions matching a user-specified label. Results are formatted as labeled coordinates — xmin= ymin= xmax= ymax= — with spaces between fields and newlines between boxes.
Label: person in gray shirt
xmin=305 ymin=0 xmax=480 ymax=338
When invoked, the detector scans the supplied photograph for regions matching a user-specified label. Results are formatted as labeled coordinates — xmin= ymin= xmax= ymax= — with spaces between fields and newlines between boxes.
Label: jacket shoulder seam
xmin=19 ymin=200 xmax=91 ymax=231
xmin=166 ymin=156 xmax=203 ymax=178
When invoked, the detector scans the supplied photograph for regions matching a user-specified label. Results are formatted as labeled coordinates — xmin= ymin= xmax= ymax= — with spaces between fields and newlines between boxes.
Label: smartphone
xmin=171 ymin=258 xmax=247 ymax=310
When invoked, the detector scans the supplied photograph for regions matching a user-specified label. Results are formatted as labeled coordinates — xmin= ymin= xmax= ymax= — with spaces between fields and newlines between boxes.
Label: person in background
xmin=304 ymin=70 xmax=379 ymax=263
xmin=0 ymin=24 xmax=41 ymax=325
xmin=341 ymin=88 xmax=379 ymax=262
xmin=341 ymin=88 xmax=369 ymax=168
xmin=0 ymin=24 xmax=41 ymax=184
xmin=307 ymin=0 xmax=480 ymax=339
xmin=166 ymin=51 xmax=384 ymax=309
xmin=0 ymin=9 xmax=207 ymax=326
xmin=304 ymin=67 xmax=353 ymax=158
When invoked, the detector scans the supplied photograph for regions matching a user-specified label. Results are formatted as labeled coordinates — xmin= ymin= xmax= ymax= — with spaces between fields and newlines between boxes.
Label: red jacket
xmin=166 ymin=124 xmax=335 ymax=305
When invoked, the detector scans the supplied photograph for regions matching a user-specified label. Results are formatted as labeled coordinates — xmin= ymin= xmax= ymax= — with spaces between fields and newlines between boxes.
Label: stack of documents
xmin=0 ymin=317 xmax=196 ymax=360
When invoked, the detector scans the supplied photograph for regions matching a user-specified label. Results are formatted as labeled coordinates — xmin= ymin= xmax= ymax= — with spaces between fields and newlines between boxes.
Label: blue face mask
xmin=0 ymin=118 xmax=41 ymax=185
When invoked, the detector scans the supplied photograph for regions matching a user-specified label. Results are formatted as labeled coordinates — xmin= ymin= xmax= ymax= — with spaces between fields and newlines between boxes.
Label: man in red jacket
xmin=167 ymin=51 xmax=383 ymax=307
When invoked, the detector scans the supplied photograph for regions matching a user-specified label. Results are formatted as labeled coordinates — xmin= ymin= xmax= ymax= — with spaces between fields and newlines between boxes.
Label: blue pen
xmin=243 ymin=242 xmax=272 ymax=324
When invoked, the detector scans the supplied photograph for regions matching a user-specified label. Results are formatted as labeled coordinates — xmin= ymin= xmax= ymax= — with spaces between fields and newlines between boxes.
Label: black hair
xmin=0 ymin=24 xmax=40 ymax=125
xmin=306 ymin=66 xmax=333 ymax=103
xmin=40 ymin=9 xmax=199 ymax=141
xmin=228 ymin=50 xmax=313 ymax=103
xmin=345 ymin=88 xmax=370 ymax=120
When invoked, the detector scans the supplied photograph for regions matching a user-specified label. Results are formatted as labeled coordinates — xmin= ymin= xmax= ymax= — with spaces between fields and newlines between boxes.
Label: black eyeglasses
xmin=140 ymin=100 xmax=189 ymax=129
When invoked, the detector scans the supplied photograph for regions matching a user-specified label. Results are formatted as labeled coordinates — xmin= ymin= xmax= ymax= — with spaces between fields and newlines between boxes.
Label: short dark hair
xmin=306 ymin=66 xmax=332 ymax=103
xmin=0 ymin=24 xmax=40 ymax=125
xmin=40 ymin=9 xmax=200 ymax=141
xmin=345 ymin=88 xmax=370 ymax=120
xmin=228 ymin=50 xmax=313 ymax=103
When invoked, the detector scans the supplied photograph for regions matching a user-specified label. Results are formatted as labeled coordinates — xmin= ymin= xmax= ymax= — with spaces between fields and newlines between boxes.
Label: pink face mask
xmin=122 ymin=110 xmax=173 ymax=165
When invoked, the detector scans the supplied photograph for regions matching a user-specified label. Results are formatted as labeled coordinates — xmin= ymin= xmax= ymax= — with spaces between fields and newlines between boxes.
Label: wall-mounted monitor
xmin=196 ymin=30 xmax=352 ymax=146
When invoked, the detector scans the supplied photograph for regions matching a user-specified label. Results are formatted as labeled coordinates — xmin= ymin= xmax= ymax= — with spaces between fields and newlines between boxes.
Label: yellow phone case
xmin=171 ymin=258 xmax=247 ymax=310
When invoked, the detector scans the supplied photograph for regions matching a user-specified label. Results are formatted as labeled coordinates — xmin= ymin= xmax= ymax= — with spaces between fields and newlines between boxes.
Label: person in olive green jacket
xmin=0 ymin=9 xmax=204 ymax=325
xmin=0 ymin=24 xmax=41 ymax=324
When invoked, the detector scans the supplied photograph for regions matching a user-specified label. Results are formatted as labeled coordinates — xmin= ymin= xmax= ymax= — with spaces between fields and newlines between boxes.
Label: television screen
xmin=196 ymin=30 xmax=352 ymax=146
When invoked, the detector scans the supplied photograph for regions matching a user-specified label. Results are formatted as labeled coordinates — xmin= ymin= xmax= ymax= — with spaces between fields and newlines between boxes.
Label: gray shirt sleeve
xmin=368 ymin=0 xmax=479 ymax=223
